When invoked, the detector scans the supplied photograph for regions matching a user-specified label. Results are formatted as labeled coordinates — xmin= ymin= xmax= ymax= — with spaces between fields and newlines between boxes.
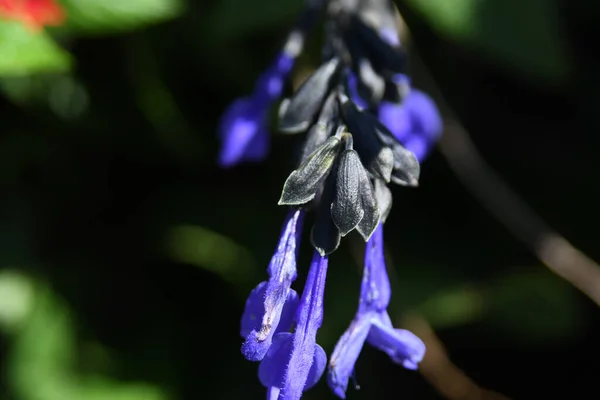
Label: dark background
xmin=1 ymin=0 xmax=599 ymax=399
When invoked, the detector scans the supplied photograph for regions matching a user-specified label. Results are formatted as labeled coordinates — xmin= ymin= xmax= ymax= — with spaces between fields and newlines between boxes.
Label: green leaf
xmin=404 ymin=0 xmax=571 ymax=86
xmin=398 ymin=266 xmax=584 ymax=344
xmin=8 ymin=284 xmax=78 ymax=400
xmin=164 ymin=224 xmax=256 ymax=288
xmin=0 ymin=74 xmax=89 ymax=122
xmin=79 ymin=378 xmax=167 ymax=400
xmin=0 ymin=21 xmax=71 ymax=76
xmin=0 ymin=270 xmax=35 ymax=334
xmin=60 ymin=0 xmax=184 ymax=34
xmin=6 ymin=278 xmax=170 ymax=400
xmin=418 ymin=284 xmax=486 ymax=329
xmin=484 ymin=270 xmax=584 ymax=344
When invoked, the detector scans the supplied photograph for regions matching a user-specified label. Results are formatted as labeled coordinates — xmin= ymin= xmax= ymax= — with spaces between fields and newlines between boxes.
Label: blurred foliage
xmin=60 ymin=0 xmax=184 ymax=35
xmin=209 ymin=0 xmax=302 ymax=39
xmin=165 ymin=224 xmax=257 ymax=289
xmin=403 ymin=0 xmax=570 ymax=86
xmin=1 ymin=272 xmax=169 ymax=400
xmin=0 ymin=21 xmax=71 ymax=75
xmin=0 ymin=0 xmax=599 ymax=399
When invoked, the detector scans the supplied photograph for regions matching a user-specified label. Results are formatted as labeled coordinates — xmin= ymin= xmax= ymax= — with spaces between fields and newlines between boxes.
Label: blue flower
xmin=234 ymin=2 xmax=444 ymax=398
xmin=378 ymin=77 xmax=443 ymax=162
xmin=218 ymin=52 xmax=295 ymax=168
xmin=377 ymin=22 xmax=442 ymax=162
xmin=258 ymin=252 xmax=329 ymax=400
xmin=240 ymin=208 xmax=304 ymax=361
xmin=327 ymin=224 xmax=425 ymax=398
xmin=346 ymin=72 xmax=369 ymax=110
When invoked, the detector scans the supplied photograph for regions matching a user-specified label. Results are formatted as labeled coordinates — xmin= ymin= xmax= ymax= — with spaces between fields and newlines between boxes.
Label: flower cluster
xmin=220 ymin=0 xmax=442 ymax=399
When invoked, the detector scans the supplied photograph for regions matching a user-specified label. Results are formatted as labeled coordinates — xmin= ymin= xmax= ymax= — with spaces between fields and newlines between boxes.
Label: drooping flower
xmin=0 ymin=0 xmax=65 ymax=31
xmin=217 ymin=7 xmax=320 ymax=168
xmin=233 ymin=0 xmax=444 ymax=398
xmin=218 ymin=52 xmax=295 ymax=168
xmin=240 ymin=208 xmax=304 ymax=361
xmin=258 ymin=252 xmax=329 ymax=400
xmin=378 ymin=82 xmax=443 ymax=161
xmin=327 ymin=224 xmax=425 ymax=398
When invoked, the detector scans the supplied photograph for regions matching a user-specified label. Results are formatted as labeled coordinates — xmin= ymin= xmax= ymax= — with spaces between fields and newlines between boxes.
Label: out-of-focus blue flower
xmin=327 ymin=224 xmax=425 ymax=398
xmin=240 ymin=208 xmax=304 ymax=361
xmin=218 ymin=53 xmax=295 ymax=168
xmin=346 ymin=72 xmax=369 ymax=110
xmin=348 ymin=69 xmax=441 ymax=162
xmin=378 ymin=75 xmax=443 ymax=162
xmin=258 ymin=252 xmax=329 ymax=400
xmin=235 ymin=1 xmax=442 ymax=398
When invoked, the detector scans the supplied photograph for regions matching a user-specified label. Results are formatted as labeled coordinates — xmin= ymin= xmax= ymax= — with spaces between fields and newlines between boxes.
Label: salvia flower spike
xmin=225 ymin=0 xmax=444 ymax=398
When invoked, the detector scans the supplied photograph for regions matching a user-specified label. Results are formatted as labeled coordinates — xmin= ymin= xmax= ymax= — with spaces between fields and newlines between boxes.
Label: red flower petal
xmin=0 ymin=0 xmax=65 ymax=31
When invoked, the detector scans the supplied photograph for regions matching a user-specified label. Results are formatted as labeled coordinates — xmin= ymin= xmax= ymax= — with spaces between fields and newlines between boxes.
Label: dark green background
xmin=1 ymin=0 xmax=599 ymax=399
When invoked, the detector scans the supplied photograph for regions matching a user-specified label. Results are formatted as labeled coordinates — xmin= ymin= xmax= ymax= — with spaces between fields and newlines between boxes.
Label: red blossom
xmin=0 ymin=0 xmax=65 ymax=31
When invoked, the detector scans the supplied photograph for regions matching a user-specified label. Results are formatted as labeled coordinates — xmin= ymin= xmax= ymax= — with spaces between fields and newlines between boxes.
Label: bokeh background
xmin=1 ymin=0 xmax=599 ymax=399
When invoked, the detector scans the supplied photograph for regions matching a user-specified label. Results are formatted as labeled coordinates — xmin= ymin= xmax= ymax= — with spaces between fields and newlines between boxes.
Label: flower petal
xmin=276 ymin=290 xmax=300 ymax=334
xmin=242 ymin=123 xmax=271 ymax=162
xmin=241 ymin=288 xmax=299 ymax=362
xmin=255 ymin=53 xmax=296 ymax=100
xmin=404 ymin=89 xmax=443 ymax=143
xmin=359 ymin=224 xmax=390 ymax=313
xmin=240 ymin=281 xmax=268 ymax=338
xmin=218 ymin=97 xmax=269 ymax=168
xmin=327 ymin=313 xmax=373 ymax=399
xmin=347 ymin=72 xmax=369 ymax=110
xmin=280 ymin=253 xmax=329 ymax=400
xmin=258 ymin=333 xmax=327 ymax=391
xmin=259 ymin=332 xmax=293 ymax=388
xmin=378 ymin=101 xmax=411 ymax=143
xmin=402 ymin=134 xmax=431 ymax=163
xmin=305 ymin=344 xmax=327 ymax=390
xmin=241 ymin=210 xmax=304 ymax=361
xmin=367 ymin=312 xmax=425 ymax=370
xmin=260 ymin=210 xmax=304 ymax=336
xmin=267 ymin=209 xmax=304 ymax=278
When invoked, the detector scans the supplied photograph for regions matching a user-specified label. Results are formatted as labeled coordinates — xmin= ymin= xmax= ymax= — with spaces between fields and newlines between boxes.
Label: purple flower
xmin=240 ymin=209 xmax=304 ymax=361
xmin=376 ymin=25 xmax=442 ymax=162
xmin=347 ymin=72 xmax=370 ymax=111
xmin=235 ymin=3 xmax=439 ymax=399
xmin=327 ymin=224 xmax=425 ymax=398
xmin=349 ymin=68 xmax=442 ymax=163
xmin=378 ymin=82 xmax=442 ymax=162
xmin=258 ymin=252 xmax=329 ymax=400
xmin=218 ymin=52 xmax=295 ymax=168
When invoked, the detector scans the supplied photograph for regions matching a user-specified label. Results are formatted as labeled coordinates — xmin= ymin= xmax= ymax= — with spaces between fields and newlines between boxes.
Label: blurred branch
xmin=401 ymin=313 xmax=511 ymax=400
xmin=409 ymin=48 xmax=600 ymax=308
xmin=438 ymin=121 xmax=600 ymax=307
